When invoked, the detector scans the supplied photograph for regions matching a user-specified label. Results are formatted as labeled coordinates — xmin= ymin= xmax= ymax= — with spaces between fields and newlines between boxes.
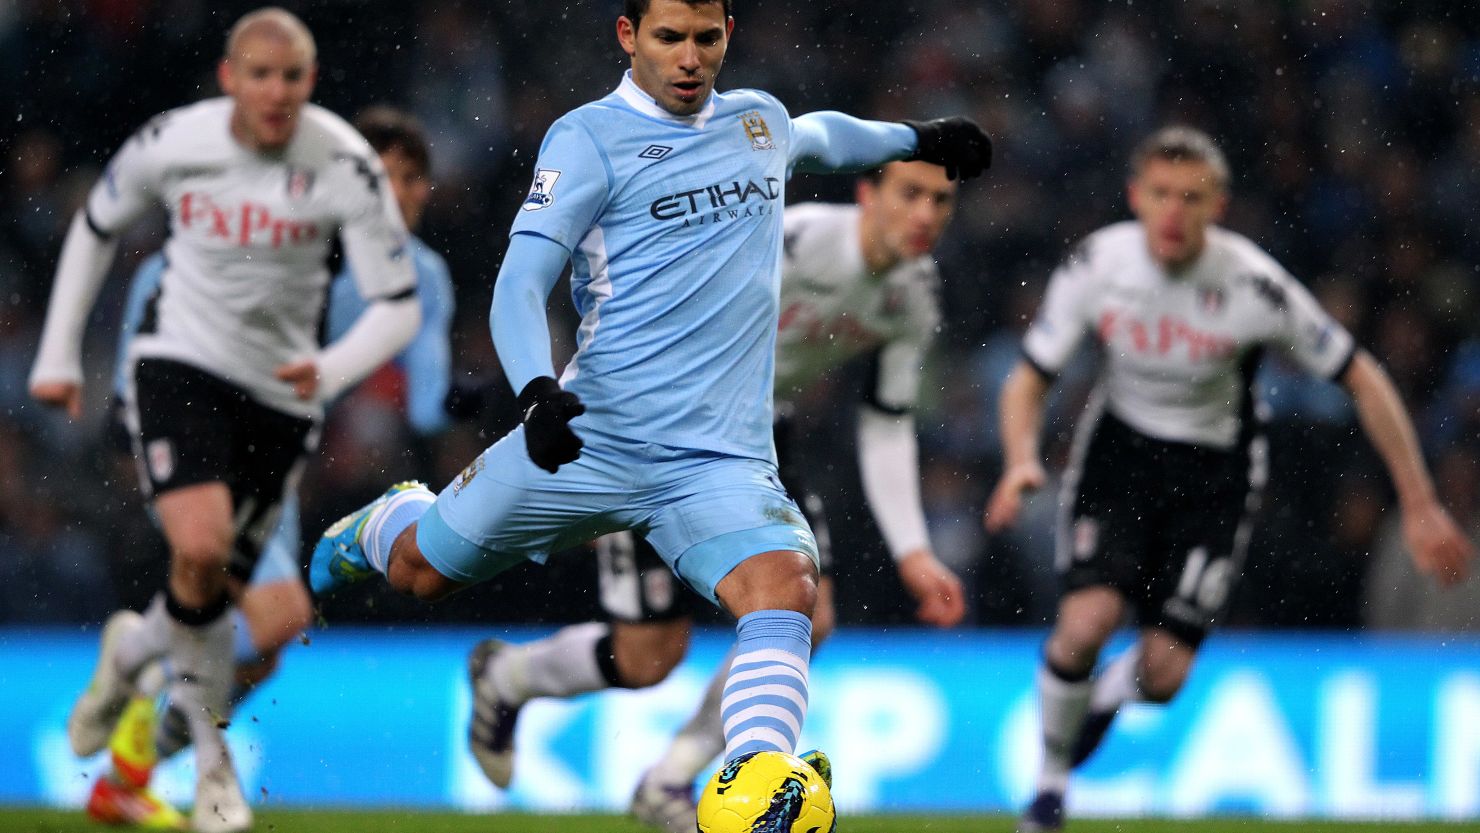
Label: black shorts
xmin=1058 ymin=410 xmax=1264 ymax=648
xmin=596 ymin=413 xmax=833 ymax=623
xmin=123 ymin=358 xmax=319 ymax=580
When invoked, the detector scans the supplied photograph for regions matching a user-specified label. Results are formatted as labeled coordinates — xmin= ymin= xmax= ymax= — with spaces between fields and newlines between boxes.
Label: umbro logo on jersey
xmin=639 ymin=145 xmax=673 ymax=160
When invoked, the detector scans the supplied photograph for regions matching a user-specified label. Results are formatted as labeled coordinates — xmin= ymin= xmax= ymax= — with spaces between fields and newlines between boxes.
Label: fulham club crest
xmin=1198 ymin=286 xmax=1225 ymax=315
xmin=286 ymin=167 xmax=316 ymax=199
xmin=147 ymin=438 xmax=175 ymax=483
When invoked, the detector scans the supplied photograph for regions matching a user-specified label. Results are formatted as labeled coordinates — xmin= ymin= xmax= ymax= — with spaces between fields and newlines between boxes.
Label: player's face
xmin=1127 ymin=158 xmax=1228 ymax=270
xmin=219 ymin=34 xmax=316 ymax=152
xmin=617 ymin=1 xmax=733 ymax=116
xmin=381 ymin=148 xmax=430 ymax=231
xmin=857 ymin=161 xmax=958 ymax=263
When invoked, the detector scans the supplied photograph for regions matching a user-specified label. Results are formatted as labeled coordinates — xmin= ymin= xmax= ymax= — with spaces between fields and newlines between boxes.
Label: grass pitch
xmin=1 ymin=809 xmax=1475 ymax=833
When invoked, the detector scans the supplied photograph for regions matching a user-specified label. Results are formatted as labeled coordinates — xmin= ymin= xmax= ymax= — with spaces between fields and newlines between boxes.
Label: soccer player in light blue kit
xmin=89 ymin=105 xmax=456 ymax=827
xmin=310 ymin=0 xmax=990 ymax=798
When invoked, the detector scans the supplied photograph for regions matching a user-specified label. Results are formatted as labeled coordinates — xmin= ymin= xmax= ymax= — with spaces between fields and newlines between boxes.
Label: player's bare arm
xmin=1341 ymin=349 xmax=1474 ymax=586
xmin=984 ymin=361 xmax=1052 ymax=532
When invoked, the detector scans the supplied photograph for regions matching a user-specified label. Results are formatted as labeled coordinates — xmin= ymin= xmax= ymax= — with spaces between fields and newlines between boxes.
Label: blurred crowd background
xmin=1 ymin=0 xmax=1478 ymax=632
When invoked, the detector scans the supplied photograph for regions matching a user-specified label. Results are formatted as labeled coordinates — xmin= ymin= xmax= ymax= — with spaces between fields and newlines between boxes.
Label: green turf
xmin=1 ymin=810 xmax=1476 ymax=833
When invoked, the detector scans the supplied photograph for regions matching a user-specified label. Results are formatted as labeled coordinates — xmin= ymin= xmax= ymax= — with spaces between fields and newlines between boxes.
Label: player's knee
xmin=810 ymin=591 xmax=836 ymax=647
xmin=617 ymin=642 xmax=686 ymax=688
xmin=1047 ymin=592 xmax=1121 ymax=671
xmin=385 ymin=530 xmax=455 ymax=601
xmin=169 ymin=538 xmax=232 ymax=587
xmin=716 ymin=550 xmax=819 ymax=619
xmin=612 ymin=621 xmax=690 ymax=688
xmin=236 ymin=651 xmax=281 ymax=688
xmin=405 ymin=572 xmax=458 ymax=602
xmin=618 ymin=657 xmax=680 ymax=689
xmin=1138 ymin=653 xmax=1191 ymax=703
xmin=277 ymin=584 xmax=314 ymax=644
xmin=768 ymin=562 xmax=818 ymax=617
xmin=1045 ymin=622 xmax=1111 ymax=674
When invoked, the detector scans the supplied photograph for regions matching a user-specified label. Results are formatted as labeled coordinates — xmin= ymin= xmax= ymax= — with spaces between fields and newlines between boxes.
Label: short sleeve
xmin=509 ymin=116 xmax=611 ymax=250
xmin=1022 ymin=244 xmax=1095 ymax=376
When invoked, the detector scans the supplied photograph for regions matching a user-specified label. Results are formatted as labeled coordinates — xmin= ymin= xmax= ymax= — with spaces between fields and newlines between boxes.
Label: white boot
xmin=68 ymin=610 xmax=145 ymax=756
xmin=191 ymin=722 xmax=252 ymax=833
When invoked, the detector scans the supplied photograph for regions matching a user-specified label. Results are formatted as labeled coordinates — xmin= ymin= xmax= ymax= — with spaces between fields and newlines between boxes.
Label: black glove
xmin=903 ymin=117 xmax=993 ymax=181
xmin=517 ymin=376 xmax=585 ymax=473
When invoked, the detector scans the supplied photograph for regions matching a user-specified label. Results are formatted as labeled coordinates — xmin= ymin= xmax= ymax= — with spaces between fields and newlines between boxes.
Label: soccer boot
xmin=86 ymin=775 xmax=187 ymax=830
xmin=799 ymin=749 xmax=832 ymax=790
xmin=1069 ymin=708 xmax=1119 ymax=768
xmin=70 ymin=610 xmax=145 ymax=757
xmin=629 ymin=767 xmax=697 ymax=833
xmin=467 ymin=638 xmax=522 ymax=789
xmin=191 ymin=738 xmax=252 ymax=833
xmin=310 ymin=480 xmax=428 ymax=596
xmin=1016 ymin=790 xmax=1065 ymax=833
xmin=109 ymin=696 xmax=162 ymax=789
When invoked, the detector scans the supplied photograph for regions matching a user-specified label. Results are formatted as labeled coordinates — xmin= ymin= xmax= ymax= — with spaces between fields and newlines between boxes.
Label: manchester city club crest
xmin=522 ymin=168 xmax=561 ymax=211
xmin=739 ymin=110 xmax=774 ymax=151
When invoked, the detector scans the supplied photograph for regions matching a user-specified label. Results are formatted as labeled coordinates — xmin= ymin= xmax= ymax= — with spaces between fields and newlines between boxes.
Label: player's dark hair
xmin=354 ymin=106 xmax=431 ymax=174
xmin=857 ymin=167 xmax=885 ymax=184
xmin=1130 ymin=125 xmax=1230 ymax=187
xmin=624 ymin=0 xmax=732 ymax=30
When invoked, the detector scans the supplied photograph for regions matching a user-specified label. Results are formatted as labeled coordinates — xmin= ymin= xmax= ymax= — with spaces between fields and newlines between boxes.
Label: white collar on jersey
xmin=615 ymin=70 xmax=718 ymax=129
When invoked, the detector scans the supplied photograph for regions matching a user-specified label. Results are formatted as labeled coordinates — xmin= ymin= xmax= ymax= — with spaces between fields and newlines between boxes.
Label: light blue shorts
xmin=416 ymin=425 xmax=818 ymax=605
xmin=252 ymin=495 xmax=305 ymax=586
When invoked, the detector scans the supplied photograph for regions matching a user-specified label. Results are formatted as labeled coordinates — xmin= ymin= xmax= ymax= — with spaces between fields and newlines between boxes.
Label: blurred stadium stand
xmin=1 ymin=0 xmax=1479 ymax=631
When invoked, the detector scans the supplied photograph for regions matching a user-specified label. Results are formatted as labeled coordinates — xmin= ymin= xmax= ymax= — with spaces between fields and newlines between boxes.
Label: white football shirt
xmin=773 ymin=202 xmax=940 ymax=410
xmin=90 ymin=98 xmax=414 ymax=418
xmin=1023 ymin=221 xmax=1355 ymax=449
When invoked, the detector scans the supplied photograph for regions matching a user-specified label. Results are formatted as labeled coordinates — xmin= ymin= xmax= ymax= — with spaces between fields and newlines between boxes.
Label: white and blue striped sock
xmin=363 ymin=487 xmax=435 ymax=574
xmin=721 ymin=609 xmax=812 ymax=762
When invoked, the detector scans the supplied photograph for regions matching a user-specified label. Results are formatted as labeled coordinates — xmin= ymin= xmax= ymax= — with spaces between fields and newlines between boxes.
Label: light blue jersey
xmin=433 ymin=72 xmax=915 ymax=598
xmin=327 ymin=237 xmax=456 ymax=436
xmin=501 ymin=72 xmax=914 ymax=462
xmin=116 ymin=241 xmax=455 ymax=436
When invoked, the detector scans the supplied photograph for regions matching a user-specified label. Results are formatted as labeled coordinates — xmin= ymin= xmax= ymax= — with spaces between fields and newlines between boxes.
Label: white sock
xmin=1035 ymin=663 xmax=1091 ymax=795
xmin=115 ymin=595 xmax=172 ymax=680
xmin=488 ymin=622 xmax=611 ymax=706
xmin=135 ymin=661 xmax=168 ymax=699
xmin=362 ymin=487 xmax=435 ymax=574
xmin=722 ymin=611 xmax=811 ymax=761
xmin=1089 ymin=647 xmax=1141 ymax=713
xmin=650 ymin=646 xmax=733 ymax=784
xmin=166 ymin=608 xmax=236 ymax=720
